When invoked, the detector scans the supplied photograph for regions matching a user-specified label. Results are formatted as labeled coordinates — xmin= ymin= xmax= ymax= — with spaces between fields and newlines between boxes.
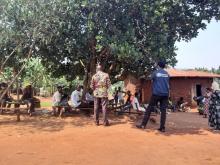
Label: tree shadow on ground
xmin=0 ymin=115 xmax=66 ymax=134
xmin=0 ymin=109 xmax=219 ymax=136
xmin=130 ymin=111 xmax=220 ymax=136
xmin=0 ymin=109 xmax=130 ymax=134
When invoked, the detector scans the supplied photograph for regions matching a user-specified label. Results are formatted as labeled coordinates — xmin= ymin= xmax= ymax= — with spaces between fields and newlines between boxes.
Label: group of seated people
xmin=167 ymin=97 xmax=189 ymax=112
xmin=52 ymin=85 xmax=147 ymax=115
xmin=113 ymin=90 xmax=147 ymax=113
xmin=52 ymin=85 xmax=94 ymax=115
xmin=0 ymin=82 xmax=37 ymax=114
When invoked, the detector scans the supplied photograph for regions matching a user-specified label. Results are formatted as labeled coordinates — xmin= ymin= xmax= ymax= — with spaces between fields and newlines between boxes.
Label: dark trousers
xmin=23 ymin=98 xmax=35 ymax=112
xmin=141 ymin=95 xmax=168 ymax=129
xmin=94 ymin=97 xmax=108 ymax=124
xmin=0 ymin=98 xmax=12 ymax=108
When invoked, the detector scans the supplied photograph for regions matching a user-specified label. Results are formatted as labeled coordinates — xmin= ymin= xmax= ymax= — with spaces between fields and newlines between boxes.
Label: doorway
xmin=196 ymin=84 xmax=202 ymax=97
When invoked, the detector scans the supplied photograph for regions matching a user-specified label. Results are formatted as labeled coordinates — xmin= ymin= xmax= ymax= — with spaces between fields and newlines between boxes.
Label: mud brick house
xmin=124 ymin=69 xmax=220 ymax=106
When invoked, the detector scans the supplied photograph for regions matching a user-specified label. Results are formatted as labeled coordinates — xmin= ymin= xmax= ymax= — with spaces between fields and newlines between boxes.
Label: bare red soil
xmin=0 ymin=107 xmax=219 ymax=165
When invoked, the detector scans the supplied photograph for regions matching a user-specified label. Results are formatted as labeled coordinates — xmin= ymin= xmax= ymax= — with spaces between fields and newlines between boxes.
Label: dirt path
xmin=0 ymin=110 xmax=219 ymax=165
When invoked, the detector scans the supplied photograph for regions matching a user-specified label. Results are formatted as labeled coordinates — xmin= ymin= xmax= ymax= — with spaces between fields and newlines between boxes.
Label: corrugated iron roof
xmin=166 ymin=68 xmax=220 ymax=78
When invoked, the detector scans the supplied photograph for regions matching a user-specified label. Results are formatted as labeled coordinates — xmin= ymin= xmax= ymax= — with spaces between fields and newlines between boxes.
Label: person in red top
xmin=90 ymin=64 xmax=111 ymax=126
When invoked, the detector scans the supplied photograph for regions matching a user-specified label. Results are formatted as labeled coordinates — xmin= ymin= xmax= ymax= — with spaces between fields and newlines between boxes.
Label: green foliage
xmin=0 ymin=67 xmax=14 ymax=82
xmin=195 ymin=66 xmax=220 ymax=74
xmin=41 ymin=101 xmax=52 ymax=108
xmin=1 ymin=0 xmax=220 ymax=84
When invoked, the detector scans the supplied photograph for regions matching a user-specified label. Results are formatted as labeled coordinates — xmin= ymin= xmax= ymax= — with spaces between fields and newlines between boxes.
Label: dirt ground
xmin=0 ymin=107 xmax=219 ymax=165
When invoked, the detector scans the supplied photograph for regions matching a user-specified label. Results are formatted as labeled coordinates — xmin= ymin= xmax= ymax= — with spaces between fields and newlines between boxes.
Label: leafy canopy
xmin=1 ymin=0 xmax=220 ymax=82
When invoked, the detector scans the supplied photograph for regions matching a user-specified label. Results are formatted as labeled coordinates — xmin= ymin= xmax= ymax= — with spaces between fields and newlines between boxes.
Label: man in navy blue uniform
xmin=136 ymin=61 xmax=170 ymax=132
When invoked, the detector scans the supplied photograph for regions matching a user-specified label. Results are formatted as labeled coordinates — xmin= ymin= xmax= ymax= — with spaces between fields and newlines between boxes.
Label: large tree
xmin=1 ymin=0 xmax=220 ymax=91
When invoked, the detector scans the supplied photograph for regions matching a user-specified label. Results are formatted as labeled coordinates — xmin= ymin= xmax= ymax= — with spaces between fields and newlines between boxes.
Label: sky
xmin=175 ymin=20 xmax=220 ymax=69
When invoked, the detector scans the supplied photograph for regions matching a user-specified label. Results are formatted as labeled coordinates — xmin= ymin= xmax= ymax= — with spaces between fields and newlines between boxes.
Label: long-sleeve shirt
xmin=90 ymin=71 xmax=111 ymax=98
xmin=85 ymin=92 xmax=94 ymax=102
xmin=132 ymin=97 xmax=146 ymax=112
xmin=52 ymin=91 xmax=62 ymax=106
xmin=71 ymin=90 xmax=81 ymax=108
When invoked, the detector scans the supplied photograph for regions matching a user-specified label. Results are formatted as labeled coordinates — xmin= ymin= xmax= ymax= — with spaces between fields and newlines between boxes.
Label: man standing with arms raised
xmin=90 ymin=64 xmax=111 ymax=126
xmin=136 ymin=61 xmax=170 ymax=132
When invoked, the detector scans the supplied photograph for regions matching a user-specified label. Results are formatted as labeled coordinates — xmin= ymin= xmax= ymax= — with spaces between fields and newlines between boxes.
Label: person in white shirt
xmin=118 ymin=87 xmax=124 ymax=106
xmin=71 ymin=86 xmax=82 ymax=108
xmin=85 ymin=88 xmax=94 ymax=105
xmin=132 ymin=92 xmax=146 ymax=112
xmin=52 ymin=86 xmax=63 ymax=115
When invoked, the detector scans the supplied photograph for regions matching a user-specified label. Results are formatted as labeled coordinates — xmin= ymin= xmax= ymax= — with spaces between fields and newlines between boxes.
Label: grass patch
xmin=41 ymin=101 xmax=52 ymax=107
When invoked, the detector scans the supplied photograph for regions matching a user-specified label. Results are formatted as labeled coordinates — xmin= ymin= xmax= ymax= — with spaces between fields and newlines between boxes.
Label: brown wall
xmin=125 ymin=75 xmax=213 ymax=107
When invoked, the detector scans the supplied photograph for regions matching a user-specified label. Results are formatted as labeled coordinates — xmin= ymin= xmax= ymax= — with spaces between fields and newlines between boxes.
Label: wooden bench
xmin=0 ymin=101 xmax=29 ymax=121
xmin=53 ymin=105 xmax=94 ymax=117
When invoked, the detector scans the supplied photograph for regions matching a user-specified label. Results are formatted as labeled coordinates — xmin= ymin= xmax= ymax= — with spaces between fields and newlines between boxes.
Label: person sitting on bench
xmin=71 ymin=85 xmax=83 ymax=108
xmin=0 ymin=82 xmax=13 ymax=109
xmin=85 ymin=88 xmax=94 ymax=105
xmin=21 ymin=83 xmax=35 ymax=114
xmin=71 ymin=85 xmax=92 ymax=116
xmin=52 ymin=86 xmax=63 ymax=115
xmin=132 ymin=92 xmax=146 ymax=112
xmin=121 ymin=90 xmax=132 ymax=112
xmin=60 ymin=87 xmax=71 ymax=112
xmin=118 ymin=87 xmax=125 ymax=106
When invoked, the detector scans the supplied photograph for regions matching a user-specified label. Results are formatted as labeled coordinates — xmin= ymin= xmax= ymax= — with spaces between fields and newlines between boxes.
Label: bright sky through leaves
xmin=175 ymin=21 xmax=220 ymax=69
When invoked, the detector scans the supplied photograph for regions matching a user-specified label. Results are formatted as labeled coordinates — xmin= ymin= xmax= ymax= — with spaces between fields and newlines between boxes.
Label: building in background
xmin=124 ymin=69 xmax=220 ymax=107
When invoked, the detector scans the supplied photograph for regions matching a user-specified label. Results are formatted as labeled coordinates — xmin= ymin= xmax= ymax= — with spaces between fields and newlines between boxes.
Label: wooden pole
xmin=16 ymin=77 xmax=19 ymax=100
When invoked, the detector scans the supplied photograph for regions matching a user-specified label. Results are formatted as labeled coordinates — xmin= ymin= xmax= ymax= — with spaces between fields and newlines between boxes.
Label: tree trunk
xmin=82 ymin=57 xmax=97 ymax=99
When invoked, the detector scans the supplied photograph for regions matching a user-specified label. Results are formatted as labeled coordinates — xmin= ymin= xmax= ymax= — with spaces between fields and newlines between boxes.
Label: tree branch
xmin=0 ymin=42 xmax=35 ymax=101
xmin=0 ymin=43 xmax=22 ymax=72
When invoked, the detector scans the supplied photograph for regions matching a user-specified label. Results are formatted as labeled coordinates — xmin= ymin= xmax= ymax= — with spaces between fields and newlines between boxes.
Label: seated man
xmin=132 ymin=92 xmax=146 ymax=112
xmin=71 ymin=85 xmax=82 ymax=108
xmin=85 ymin=88 xmax=94 ymax=105
xmin=132 ymin=92 xmax=156 ymax=123
xmin=60 ymin=88 xmax=70 ymax=106
xmin=120 ymin=90 xmax=132 ymax=112
xmin=52 ymin=86 xmax=63 ymax=115
xmin=0 ymin=82 xmax=13 ymax=109
xmin=117 ymin=87 xmax=125 ymax=106
xmin=71 ymin=85 xmax=91 ymax=115
xmin=60 ymin=87 xmax=71 ymax=112
xmin=21 ymin=83 xmax=35 ymax=115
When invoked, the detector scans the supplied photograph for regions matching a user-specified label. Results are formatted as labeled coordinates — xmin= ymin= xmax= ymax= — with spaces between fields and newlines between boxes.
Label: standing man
xmin=90 ymin=64 xmax=111 ymax=126
xmin=136 ymin=61 xmax=170 ymax=132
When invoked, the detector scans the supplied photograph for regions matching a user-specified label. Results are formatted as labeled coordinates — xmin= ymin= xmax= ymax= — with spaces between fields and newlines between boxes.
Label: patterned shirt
xmin=90 ymin=71 xmax=111 ymax=98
